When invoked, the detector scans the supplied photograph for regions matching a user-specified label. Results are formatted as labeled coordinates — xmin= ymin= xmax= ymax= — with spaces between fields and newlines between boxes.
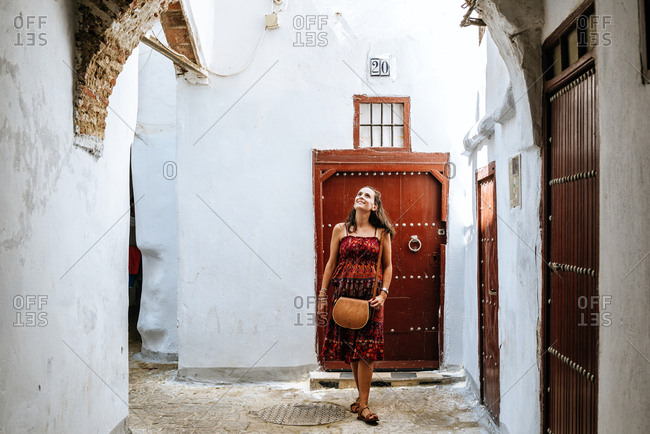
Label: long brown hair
xmin=345 ymin=186 xmax=395 ymax=239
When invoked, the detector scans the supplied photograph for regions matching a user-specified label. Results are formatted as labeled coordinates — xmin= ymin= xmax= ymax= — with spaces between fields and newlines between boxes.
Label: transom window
xmin=543 ymin=3 xmax=596 ymax=80
xmin=353 ymin=96 xmax=410 ymax=150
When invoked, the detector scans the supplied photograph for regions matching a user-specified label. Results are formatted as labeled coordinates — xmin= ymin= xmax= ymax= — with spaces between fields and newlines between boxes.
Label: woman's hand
xmin=369 ymin=292 xmax=387 ymax=310
xmin=317 ymin=293 xmax=328 ymax=326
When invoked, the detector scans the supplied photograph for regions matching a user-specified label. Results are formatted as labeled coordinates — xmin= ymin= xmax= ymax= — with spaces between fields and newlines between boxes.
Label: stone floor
xmin=128 ymin=352 xmax=496 ymax=433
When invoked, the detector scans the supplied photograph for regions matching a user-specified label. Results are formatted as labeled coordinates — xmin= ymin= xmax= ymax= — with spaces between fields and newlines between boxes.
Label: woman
xmin=318 ymin=186 xmax=394 ymax=424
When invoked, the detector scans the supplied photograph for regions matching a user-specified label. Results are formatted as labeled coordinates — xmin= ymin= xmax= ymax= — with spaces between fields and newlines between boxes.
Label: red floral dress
xmin=321 ymin=235 xmax=384 ymax=364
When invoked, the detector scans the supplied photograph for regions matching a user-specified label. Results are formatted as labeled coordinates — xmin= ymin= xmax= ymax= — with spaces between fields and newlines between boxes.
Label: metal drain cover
xmin=257 ymin=402 xmax=348 ymax=426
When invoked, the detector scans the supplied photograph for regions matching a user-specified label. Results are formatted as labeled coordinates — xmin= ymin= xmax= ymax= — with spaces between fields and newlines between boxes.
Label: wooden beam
xmin=140 ymin=35 xmax=207 ymax=77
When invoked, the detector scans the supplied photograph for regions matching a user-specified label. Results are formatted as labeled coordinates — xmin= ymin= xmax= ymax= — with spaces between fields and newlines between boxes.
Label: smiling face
xmin=354 ymin=187 xmax=378 ymax=213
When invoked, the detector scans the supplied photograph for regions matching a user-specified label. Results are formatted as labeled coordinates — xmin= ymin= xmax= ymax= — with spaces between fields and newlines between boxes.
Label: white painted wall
xmin=176 ymin=0 xmax=483 ymax=381
xmin=543 ymin=0 xmax=584 ymax=40
xmin=595 ymin=0 xmax=650 ymax=431
xmin=132 ymin=24 xmax=179 ymax=361
xmin=464 ymin=30 xmax=543 ymax=433
xmin=0 ymin=1 xmax=137 ymax=432
xmin=460 ymin=33 xmax=492 ymax=400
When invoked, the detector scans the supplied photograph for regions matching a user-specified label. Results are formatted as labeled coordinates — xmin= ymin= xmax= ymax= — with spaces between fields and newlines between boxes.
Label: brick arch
xmin=159 ymin=2 xmax=200 ymax=65
xmin=74 ymin=0 xmax=175 ymax=156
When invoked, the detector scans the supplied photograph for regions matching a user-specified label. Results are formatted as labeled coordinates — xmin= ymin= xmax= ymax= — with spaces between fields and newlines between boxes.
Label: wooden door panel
xmin=423 ymin=331 xmax=438 ymax=360
xmin=316 ymin=164 xmax=445 ymax=370
xmin=383 ymin=297 xmax=410 ymax=333
xmin=477 ymin=164 xmax=500 ymax=423
xmin=545 ymin=65 xmax=598 ymax=434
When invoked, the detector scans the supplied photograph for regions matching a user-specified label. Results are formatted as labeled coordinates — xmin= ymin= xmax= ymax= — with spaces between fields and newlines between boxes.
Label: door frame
xmin=475 ymin=161 xmax=499 ymax=420
xmin=313 ymin=149 xmax=450 ymax=370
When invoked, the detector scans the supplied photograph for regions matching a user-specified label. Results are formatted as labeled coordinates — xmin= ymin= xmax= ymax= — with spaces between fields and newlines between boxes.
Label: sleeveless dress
xmin=320 ymin=231 xmax=384 ymax=364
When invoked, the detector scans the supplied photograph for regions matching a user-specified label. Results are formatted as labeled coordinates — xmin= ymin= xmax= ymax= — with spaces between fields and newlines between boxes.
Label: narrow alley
xmin=2 ymin=0 xmax=648 ymax=433
xmin=128 ymin=343 xmax=495 ymax=433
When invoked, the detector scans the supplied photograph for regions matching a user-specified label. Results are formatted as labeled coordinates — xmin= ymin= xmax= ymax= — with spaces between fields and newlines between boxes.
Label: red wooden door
xmin=544 ymin=65 xmax=599 ymax=433
xmin=314 ymin=150 xmax=449 ymax=370
xmin=477 ymin=163 xmax=500 ymax=422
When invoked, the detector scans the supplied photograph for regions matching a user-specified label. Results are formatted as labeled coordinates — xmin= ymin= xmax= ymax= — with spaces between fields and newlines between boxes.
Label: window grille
xmin=354 ymin=96 xmax=410 ymax=150
xmin=359 ymin=102 xmax=404 ymax=148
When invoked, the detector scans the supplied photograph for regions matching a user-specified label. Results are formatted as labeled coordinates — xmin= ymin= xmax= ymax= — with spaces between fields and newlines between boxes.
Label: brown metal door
xmin=314 ymin=152 xmax=448 ymax=370
xmin=544 ymin=65 xmax=599 ymax=433
xmin=477 ymin=162 xmax=500 ymax=423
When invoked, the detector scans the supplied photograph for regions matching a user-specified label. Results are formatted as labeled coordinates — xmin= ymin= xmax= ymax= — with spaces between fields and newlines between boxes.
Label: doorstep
xmin=309 ymin=369 xmax=465 ymax=390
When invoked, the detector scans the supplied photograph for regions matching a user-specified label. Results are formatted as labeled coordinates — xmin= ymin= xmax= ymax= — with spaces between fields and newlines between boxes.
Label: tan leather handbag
xmin=332 ymin=232 xmax=384 ymax=329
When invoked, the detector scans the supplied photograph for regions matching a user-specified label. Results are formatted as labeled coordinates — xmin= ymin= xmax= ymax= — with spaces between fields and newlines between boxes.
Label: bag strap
xmin=370 ymin=230 xmax=385 ymax=299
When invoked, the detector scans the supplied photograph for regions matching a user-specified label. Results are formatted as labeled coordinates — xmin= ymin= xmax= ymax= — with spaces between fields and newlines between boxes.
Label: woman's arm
xmin=317 ymin=223 xmax=345 ymax=322
xmin=370 ymin=230 xmax=392 ymax=310
xmin=320 ymin=223 xmax=344 ymax=291
xmin=380 ymin=231 xmax=393 ymax=289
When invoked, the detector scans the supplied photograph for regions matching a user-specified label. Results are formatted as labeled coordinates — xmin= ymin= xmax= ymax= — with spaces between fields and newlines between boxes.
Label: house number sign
xmin=370 ymin=58 xmax=390 ymax=76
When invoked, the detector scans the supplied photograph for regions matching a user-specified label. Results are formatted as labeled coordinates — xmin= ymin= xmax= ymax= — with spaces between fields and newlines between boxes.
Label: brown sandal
xmin=350 ymin=399 xmax=360 ymax=413
xmin=357 ymin=405 xmax=379 ymax=424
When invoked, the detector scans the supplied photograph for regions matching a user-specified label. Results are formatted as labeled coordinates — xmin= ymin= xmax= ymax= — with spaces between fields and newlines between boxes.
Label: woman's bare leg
xmin=351 ymin=360 xmax=360 ymax=404
xmin=357 ymin=358 xmax=373 ymax=407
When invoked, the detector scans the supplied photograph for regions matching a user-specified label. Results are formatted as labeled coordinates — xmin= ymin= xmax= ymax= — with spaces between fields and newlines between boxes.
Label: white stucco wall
xmin=132 ymin=24 xmax=179 ymax=361
xmin=458 ymin=33 xmax=491 ymax=395
xmin=176 ymin=0 xmax=483 ymax=381
xmin=595 ymin=0 xmax=650 ymax=431
xmin=543 ymin=0 xmax=584 ymax=40
xmin=0 ymin=1 xmax=137 ymax=432
xmin=465 ymin=31 xmax=543 ymax=433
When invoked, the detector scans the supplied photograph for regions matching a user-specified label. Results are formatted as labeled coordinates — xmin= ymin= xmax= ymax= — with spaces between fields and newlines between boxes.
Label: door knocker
xmin=408 ymin=235 xmax=422 ymax=252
